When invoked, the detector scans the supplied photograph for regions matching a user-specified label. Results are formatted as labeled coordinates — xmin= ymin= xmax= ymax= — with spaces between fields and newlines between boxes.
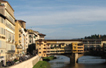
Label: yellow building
xmin=0 ymin=0 xmax=15 ymax=65
xmin=36 ymin=39 xmax=83 ymax=57
xmin=0 ymin=13 xmax=6 ymax=60
xmin=72 ymin=43 xmax=84 ymax=53
xmin=15 ymin=20 xmax=23 ymax=57
xmin=15 ymin=20 xmax=28 ymax=57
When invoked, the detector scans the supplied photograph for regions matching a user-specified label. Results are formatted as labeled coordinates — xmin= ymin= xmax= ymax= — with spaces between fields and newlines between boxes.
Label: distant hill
xmin=83 ymin=34 xmax=106 ymax=40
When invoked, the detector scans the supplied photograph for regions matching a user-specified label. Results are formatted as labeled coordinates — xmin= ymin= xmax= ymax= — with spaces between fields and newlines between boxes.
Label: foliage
xmin=43 ymin=56 xmax=56 ymax=61
xmin=84 ymin=34 xmax=106 ymax=39
xmin=14 ymin=58 xmax=19 ymax=62
xmin=33 ymin=61 xmax=51 ymax=68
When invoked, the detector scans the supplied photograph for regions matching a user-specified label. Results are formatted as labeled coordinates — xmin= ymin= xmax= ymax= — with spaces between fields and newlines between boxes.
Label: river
xmin=49 ymin=55 xmax=106 ymax=68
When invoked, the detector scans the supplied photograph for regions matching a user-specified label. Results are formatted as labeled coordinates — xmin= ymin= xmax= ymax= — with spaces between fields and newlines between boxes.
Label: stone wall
xmin=9 ymin=55 xmax=40 ymax=68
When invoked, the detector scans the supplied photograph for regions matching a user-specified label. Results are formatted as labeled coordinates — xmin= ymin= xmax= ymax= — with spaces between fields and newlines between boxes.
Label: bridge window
xmin=78 ymin=47 xmax=83 ymax=49
xmin=74 ymin=46 xmax=76 ymax=49
xmin=51 ymin=51 xmax=55 ymax=52
xmin=43 ymin=51 xmax=46 ymax=53
xmin=43 ymin=48 xmax=46 ymax=49
xmin=47 ymin=51 xmax=50 ymax=53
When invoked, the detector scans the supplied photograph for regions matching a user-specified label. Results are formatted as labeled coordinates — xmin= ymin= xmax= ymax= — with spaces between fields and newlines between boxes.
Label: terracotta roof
xmin=18 ymin=20 xmax=26 ymax=23
xmin=0 ymin=0 xmax=14 ymax=11
xmin=38 ymin=33 xmax=46 ymax=36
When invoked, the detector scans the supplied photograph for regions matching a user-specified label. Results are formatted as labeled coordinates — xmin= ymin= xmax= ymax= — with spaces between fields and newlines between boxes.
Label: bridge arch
xmin=47 ymin=53 xmax=84 ymax=63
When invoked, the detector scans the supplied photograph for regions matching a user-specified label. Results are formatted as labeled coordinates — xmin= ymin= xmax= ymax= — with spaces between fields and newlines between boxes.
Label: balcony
xmin=17 ymin=45 xmax=23 ymax=49
xmin=19 ymin=34 xmax=21 ymax=37
xmin=7 ymin=50 xmax=15 ymax=54
xmin=7 ymin=38 xmax=11 ymax=43
xmin=12 ymin=39 xmax=15 ymax=43
xmin=19 ymin=40 xmax=21 ymax=43
xmin=6 ymin=23 xmax=15 ymax=31
xmin=19 ymin=29 xmax=23 ymax=33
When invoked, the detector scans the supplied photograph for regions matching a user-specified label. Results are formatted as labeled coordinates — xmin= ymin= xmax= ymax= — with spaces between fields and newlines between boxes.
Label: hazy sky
xmin=7 ymin=0 xmax=106 ymax=39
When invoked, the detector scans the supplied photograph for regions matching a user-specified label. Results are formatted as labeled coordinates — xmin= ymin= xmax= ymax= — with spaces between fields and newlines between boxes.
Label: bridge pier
xmin=70 ymin=53 xmax=78 ymax=63
xmin=70 ymin=53 xmax=84 ymax=63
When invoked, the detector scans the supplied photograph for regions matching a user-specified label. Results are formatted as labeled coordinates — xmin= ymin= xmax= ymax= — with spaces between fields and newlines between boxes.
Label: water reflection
xmin=49 ymin=55 xmax=70 ymax=68
xmin=69 ymin=63 xmax=106 ymax=68
xmin=49 ymin=55 xmax=106 ymax=68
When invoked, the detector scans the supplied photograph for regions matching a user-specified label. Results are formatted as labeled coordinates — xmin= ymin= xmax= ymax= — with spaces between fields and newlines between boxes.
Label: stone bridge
xmin=65 ymin=53 xmax=84 ymax=63
xmin=50 ymin=53 xmax=84 ymax=63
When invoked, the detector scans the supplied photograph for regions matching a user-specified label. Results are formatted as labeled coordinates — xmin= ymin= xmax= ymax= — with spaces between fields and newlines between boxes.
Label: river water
xmin=49 ymin=55 xmax=106 ymax=68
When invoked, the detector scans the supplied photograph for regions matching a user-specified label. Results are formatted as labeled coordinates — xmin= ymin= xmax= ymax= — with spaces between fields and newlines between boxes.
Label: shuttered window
xmin=0 ymin=41 xmax=1 ymax=48
xmin=0 ymin=27 xmax=5 ymax=35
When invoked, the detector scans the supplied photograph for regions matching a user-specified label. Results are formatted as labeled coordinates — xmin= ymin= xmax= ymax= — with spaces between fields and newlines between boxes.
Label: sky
xmin=7 ymin=0 xmax=106 ymax=39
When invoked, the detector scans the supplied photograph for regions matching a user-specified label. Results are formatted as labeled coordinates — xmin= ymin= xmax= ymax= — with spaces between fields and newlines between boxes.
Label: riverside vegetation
xmin=33 ymin=56 xmax=56 ymax=68
xmin=33 ymin=61 xmax=51 ymax=68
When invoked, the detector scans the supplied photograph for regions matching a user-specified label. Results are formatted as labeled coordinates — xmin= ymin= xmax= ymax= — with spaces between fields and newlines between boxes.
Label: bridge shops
xmin=35 ymin=39 xmax=84 ymax=57
xmin=35 ymin=39 xmax=106 ymax=63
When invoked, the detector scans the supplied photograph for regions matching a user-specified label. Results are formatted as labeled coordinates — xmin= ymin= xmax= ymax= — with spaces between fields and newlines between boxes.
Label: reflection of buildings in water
xmin=50 ymin=62 xmax=65 ymax=68
xmin=74 ymin=63 xmax=85 ymax=68
xmin=49 ymin=55 xmax=70 ymax=68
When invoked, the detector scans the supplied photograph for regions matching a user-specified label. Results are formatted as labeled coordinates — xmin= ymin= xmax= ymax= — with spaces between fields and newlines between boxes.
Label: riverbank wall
xmin=9 ymin=55 xmax=40 ymax=68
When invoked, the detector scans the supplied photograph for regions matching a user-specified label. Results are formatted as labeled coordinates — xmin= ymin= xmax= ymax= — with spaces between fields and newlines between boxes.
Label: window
xmin=34 ymin=36 xmax=36 ymax=38
xmin=74 ymin=46 xmax=76 ymax=49
xmin=29 ymin=40 xmax=31 ymax=43
xmin=6 ymin=11 xmax=14 ymax=23
xmin=6 ymin=21 xmax=14 ymax=31
xmin=29 ymin=35 xmax=31 ymax=37
xmin=43 ymin=51 xmax=46 ymax=53
xmin=0 ymin=27 xmax=5 ymax=35
xmin=1 ymin=50 xmax=3 ymax=53
xmin=44 ymin=48 xmax=46 ymax=49
xmin=11 ymin=45 xmax=15 ymax=50
xmin=0 ymin=41 xmax=1 ymax=48
xmin=0 ymin=40 xmax=6 ymax=48
xmin=0 ymin=17 xmax=4 ymax=23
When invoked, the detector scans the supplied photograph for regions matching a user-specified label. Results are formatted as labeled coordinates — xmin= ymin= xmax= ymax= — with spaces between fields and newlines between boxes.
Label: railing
xmin=7 ymin=50 xmax=15 ymax=54
xmin=6 ymin=23 xmax=15 ymax=31
xmin=17 ymin=45 xmax=23 ymax=49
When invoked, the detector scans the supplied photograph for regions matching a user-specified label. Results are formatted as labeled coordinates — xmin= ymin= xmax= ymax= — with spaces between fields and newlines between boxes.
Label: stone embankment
xmin=9 ymin=55 xmax=40 ymax=68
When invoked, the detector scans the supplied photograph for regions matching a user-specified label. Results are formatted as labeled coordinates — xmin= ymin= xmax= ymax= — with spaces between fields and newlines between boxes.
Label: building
xmin=15 ymin=20 xmax=28 ymax=57
xmin=0 ymin=0 xmax=15 ymax=65
xmin=38 ymin=33 xmax=46 ymax=40
xmin=36 ymin=39 xmax=84 ymax=57
xmin=82 ymin=39 xmax=105 ymax=51
xmin=24 ymin=29 xmax=29 ymax=54
xmin=0 ymin=13 xmax=6 ymax=63
xmin=27 ymin=29 xmax=37 ymax=45
xmin=71 ymin=43 xmax=84 ymax=53
xmin=102 ymin=39 xmax=106 ymax=54
xmin=27 ymin=29 xmax=46 ymax=55
xmin=27 ymin=29 xmax=46 ymax=45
